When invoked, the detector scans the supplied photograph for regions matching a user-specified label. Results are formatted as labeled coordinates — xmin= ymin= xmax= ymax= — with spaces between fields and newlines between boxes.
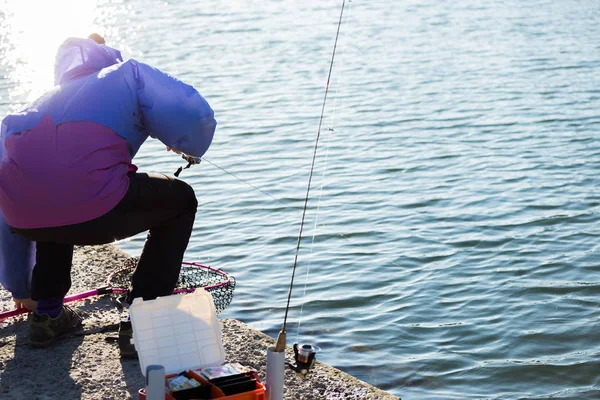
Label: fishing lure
xmin=174 ymin=154 xmax=202 ymax=177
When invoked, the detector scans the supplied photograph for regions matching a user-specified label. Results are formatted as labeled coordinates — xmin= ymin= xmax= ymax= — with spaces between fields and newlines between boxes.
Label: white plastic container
xmin=129 ymin=289 xmax=226 ymax=377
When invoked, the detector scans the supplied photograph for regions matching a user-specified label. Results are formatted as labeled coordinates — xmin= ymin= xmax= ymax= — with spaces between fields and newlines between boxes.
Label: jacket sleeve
xmin=0 ymin=122 xmax=35 ymax=299
xmin=0 ymin=209 xmax=34 ymax=299
xmin=134 ymin=61 xmax=217 ymax=158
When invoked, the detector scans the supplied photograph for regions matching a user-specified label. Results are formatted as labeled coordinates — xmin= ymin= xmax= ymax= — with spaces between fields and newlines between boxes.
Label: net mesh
xmin=109 ymin=257 xmax=236 ymax=314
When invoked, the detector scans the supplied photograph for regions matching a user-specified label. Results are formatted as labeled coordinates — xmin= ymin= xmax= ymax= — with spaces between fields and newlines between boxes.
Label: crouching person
xmin=0 ymin=34 xmax=216 ymax=357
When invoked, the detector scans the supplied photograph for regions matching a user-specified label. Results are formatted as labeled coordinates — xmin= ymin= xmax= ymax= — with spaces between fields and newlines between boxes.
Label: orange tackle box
xmin=130 ymin=290 xmax=265 ymax=400
xmin=138 ymin=370 xmax=265 ymax=400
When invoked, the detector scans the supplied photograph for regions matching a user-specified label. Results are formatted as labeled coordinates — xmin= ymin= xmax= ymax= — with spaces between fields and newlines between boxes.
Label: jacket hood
xmin=54 ymin=37 xmax=123 ymax=85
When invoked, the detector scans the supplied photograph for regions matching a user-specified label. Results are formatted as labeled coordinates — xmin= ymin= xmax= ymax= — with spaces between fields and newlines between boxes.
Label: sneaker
xmin=29 ymin=305 xmax=83 ymax=348
xmin=118 ymin=320 xmax=138 ymax=359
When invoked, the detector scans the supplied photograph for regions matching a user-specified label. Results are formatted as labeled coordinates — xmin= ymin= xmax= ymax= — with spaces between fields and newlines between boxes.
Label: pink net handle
xmin=0 ymin=287 xmax=129 ymax=321
xmin=0 ymin=308 xmax=27 ymax=320
xmin=0 ymin=261 xmax=229 ymax=321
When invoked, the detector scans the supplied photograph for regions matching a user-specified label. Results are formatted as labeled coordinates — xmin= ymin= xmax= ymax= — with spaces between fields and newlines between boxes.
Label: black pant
xmin=12 ymin=172 xmax=198 ymax=302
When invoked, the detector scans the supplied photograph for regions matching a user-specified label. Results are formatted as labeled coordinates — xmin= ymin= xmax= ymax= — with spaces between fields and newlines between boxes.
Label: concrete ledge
xmin=0 ymin=245 xmax=399 ymax=399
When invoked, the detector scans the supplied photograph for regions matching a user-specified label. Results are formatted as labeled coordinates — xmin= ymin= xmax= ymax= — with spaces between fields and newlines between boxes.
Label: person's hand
xmin=88 ymin=33 xmax=105 ymax=44
xmin=166 ymin=146 xmax=182 ymax=154
xmin=13 ymin=297 xmax=37 ymax=311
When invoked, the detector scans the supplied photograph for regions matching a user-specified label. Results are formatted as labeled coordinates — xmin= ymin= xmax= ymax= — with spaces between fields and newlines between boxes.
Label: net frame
xmin=108 ymin=260 xmax=236 ymax=314
xmin=0 ymin=259 xmax=235 ymax=320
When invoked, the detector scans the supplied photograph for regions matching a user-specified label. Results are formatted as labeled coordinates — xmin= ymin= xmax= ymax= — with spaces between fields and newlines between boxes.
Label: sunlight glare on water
xmin=0 ymin=0 xmax=130 ymax=108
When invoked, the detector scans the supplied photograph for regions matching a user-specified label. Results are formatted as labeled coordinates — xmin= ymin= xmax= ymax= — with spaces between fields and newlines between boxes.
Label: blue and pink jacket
xmin=0 ymin=37 xmax=216 ymax=299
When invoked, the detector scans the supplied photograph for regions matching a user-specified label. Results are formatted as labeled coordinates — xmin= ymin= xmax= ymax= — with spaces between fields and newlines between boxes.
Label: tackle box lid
xmin=129 ymin=289 xmax=226 ymax=377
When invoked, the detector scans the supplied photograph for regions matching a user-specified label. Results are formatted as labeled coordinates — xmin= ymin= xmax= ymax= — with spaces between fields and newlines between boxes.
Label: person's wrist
xmin=13 ymin=297 xmax=37 ymax=311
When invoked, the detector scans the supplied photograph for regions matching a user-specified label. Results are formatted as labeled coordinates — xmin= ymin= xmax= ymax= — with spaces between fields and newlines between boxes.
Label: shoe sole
xmin=29 ymin=324 xmax=83 ymax=348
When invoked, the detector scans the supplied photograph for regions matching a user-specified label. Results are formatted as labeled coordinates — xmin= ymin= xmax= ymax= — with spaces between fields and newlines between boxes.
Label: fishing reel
xmin=286 ymin=343 xmax=321 ymax=378
xmin=174 ymin=154 xmax=202 ymax=177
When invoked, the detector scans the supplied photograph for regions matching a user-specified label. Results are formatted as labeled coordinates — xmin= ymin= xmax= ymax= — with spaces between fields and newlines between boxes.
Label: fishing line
xmin=201 ymin=157 xmax=288 ymax=206
xmin=295 ymin=0 xmax=353 ymax=339
xmin=275 ymin=0 xmax=348 ymax=351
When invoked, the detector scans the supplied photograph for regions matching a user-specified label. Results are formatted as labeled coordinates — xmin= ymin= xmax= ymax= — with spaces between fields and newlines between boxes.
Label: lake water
xmin=1 ymin=0 xmax=600 ymax=398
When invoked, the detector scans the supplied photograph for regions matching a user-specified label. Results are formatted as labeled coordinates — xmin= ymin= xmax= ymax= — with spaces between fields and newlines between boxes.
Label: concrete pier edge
xmin=0 ymin=245 xmax=399 ymax=400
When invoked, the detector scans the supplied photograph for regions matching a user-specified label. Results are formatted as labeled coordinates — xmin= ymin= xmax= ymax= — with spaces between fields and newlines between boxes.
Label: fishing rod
xmin=267 ymin=1 xmax=349 ymax=397
xmin=276 ymin=0 xmax=346 ymax=353
xmin=172 ymin=3 xmax=349 ymax=395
